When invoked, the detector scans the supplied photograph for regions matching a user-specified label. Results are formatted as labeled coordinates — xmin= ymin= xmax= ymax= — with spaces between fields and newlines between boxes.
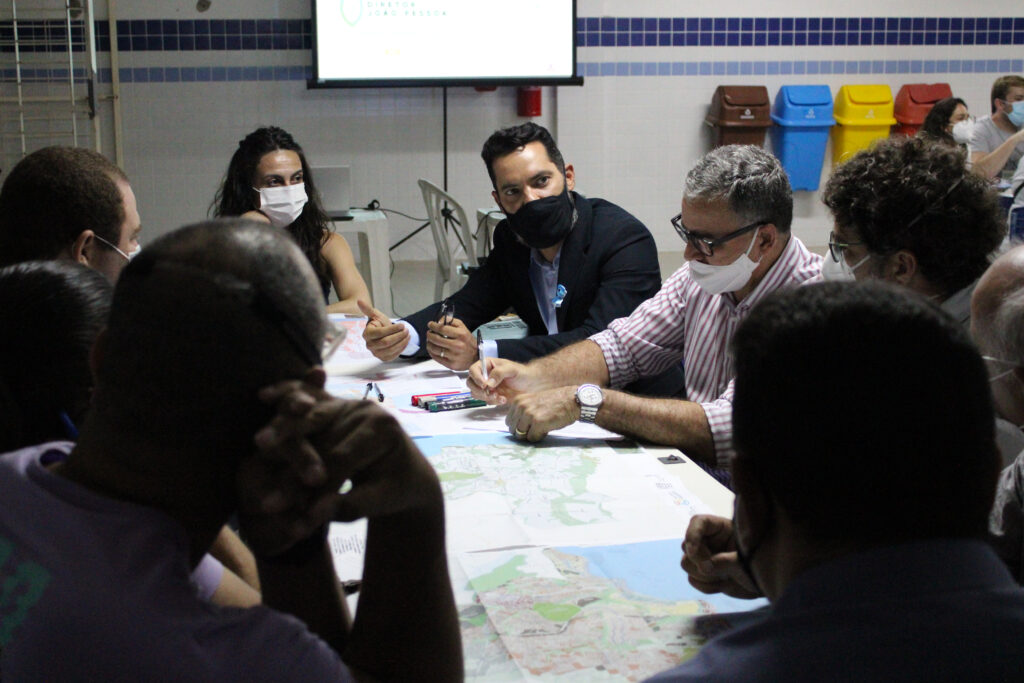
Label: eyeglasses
xmin=827 ymin=231 xmax=864 ymax=264
xmin=670 ymin=213 xmax=766 ymax=258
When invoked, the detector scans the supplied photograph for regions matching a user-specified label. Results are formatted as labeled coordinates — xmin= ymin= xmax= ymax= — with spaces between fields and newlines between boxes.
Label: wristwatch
xmin=575 ymin=384 xmax=604 ymax=423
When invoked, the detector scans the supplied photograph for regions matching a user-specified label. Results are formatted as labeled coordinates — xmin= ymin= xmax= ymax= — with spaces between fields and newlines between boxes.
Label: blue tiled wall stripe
xmin=0 ymin=18 xmax=312 ymax=53
xmin=26 ymin=58 xmax=1011 ymax=84
xmin=577 ymin=59 xmax=1024 ymax=78
xmin=2 ymin=16 xmax=1023 ymax=53
xmin=576 ymin=16 xmax=1024 ymax=48
xmin=98 ymin=65 xmax=313 ymax=83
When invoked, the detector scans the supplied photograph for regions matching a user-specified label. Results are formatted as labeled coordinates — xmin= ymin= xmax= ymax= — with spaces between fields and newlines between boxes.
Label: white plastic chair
xmin=417 ymin=179 xmax=477 ymax=300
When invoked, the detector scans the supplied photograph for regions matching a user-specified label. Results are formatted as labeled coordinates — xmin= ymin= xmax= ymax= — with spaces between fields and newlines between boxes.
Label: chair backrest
xmin=417 ymin=179 xmax=475 ymax=300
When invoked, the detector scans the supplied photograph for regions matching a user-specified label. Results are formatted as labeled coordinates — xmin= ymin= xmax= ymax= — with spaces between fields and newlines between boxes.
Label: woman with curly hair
xmin=212 ymin=126 xmax=370 ymax=314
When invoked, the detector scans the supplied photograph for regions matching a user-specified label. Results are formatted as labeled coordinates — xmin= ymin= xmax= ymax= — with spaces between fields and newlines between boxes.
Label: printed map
xmin=420 ymin=434 xmax=712 ymax=549
xmin=460 ymin=540 xmax=768 ymax=681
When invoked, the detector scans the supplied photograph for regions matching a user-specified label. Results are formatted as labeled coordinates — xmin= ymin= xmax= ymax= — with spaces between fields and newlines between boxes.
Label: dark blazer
xmin=405 ymin=193 xmax=685 ymax=398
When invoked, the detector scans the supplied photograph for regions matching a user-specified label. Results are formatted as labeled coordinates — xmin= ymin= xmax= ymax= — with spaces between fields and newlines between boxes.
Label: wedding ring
xmin=514 ymin=428 xmax=528 ymax=438
xmin=440 ymin=349 xmax=445 ymax=359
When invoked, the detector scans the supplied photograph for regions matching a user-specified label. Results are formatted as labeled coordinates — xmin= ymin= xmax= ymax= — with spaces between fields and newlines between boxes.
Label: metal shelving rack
xmin=0 ymin=0 xmax=99 ymax=176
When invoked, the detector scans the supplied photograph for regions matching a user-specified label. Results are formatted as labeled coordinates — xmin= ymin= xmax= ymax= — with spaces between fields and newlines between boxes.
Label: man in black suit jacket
xmin=362 ymin=122 xmax=684 ymax=397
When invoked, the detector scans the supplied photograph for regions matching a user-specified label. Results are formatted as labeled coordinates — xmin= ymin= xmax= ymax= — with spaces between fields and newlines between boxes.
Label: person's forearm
xmin=257 ymin=540 xmax=351 ymax=654
xmin=210 ymin=567 xmax=262 ymax=608
xmin=596 ymin=390 xmax=716 ymax=466
xmin=973 ymin=138 xmax=1021 ymax=178
xmin=528 ymin=339 xmax=610 ymax=390
xmin=327 ymin=297 xmax=364 ymax=315
xmin=344 ymin=498 xmax=462 ymax=682
xmin=210 ymin=526 xmax=260 ymax=591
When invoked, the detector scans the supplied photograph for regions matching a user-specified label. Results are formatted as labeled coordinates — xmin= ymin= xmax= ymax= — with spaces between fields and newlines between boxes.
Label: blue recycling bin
xmin=770 ymin=85 xmax=835 ymax=191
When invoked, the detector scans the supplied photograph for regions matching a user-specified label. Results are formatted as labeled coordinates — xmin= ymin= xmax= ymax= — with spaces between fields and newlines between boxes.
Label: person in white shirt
xmin=970 ymin=74 xmax=1024 ymax=179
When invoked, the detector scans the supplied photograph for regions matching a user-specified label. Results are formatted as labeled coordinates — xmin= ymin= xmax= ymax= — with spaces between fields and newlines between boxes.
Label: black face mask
xmin=503 ymin=184 xmax=577 ymax=250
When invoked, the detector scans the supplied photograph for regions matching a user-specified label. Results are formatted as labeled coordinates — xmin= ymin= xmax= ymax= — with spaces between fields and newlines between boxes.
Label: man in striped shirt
xmin=468 ymin=145 xmax=821 ymax=470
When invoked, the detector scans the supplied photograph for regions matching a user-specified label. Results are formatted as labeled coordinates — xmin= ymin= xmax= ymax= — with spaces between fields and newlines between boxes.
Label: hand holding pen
xmin=426 ymin=299 xmax=477 ymax=370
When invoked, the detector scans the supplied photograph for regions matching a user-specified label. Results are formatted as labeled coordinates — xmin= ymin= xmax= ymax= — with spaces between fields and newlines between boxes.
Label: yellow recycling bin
xmin=831 ymin=84 xmax=897 ymax=166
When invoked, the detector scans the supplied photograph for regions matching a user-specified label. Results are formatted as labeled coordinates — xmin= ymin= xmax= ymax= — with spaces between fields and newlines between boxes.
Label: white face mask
xmin=821 ymin=252 xmax=870 ymax=282
xmin=951 ymin=119 xmax=975 ymax=145
xmin=255 ymin=183 xmax=308 ymax=229
xmin=688 ymin=227 xmax=761 ymax=295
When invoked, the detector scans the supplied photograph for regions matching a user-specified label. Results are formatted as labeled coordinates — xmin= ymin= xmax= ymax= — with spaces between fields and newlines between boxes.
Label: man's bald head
xmin=972 ymin=246 xmax=1024 ymax=357
xmin=971 ymin=246 xmax=1024 ymax=427
xmin=92 ymin=218 xmax=326 ymax=459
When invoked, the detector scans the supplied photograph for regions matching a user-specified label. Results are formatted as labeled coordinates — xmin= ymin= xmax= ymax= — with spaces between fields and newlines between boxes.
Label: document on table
xmin=323 ymin=315 xmax=383 ymax=375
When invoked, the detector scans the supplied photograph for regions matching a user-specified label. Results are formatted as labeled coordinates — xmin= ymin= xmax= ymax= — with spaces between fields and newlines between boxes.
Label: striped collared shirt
xmin=590 ymin=235 xmax=822 ymax=468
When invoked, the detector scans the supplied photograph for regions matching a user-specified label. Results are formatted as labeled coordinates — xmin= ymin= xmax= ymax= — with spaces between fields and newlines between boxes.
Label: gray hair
xmin=683 ymin=145 xmax=793 ymax=232
xmin=981 ymin=284 xmax=1024 ymax=364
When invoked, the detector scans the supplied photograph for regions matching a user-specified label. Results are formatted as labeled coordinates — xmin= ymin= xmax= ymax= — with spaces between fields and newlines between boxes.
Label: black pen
xmin=361 ymin=382 xmax=372 ymax=400
xmin=373 ymin=382 xmax=384 ymax=402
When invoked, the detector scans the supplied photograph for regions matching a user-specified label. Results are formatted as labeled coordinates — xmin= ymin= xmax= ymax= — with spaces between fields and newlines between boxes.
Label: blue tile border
xmin=573 ymin=59 xmax=1024 ymax=78
xmin=577 ymin=15 xmax=1024 ymax=49
xmin=0 ymin=17 xmax=312 ymax=53
xmin=2 ymin=15 xmax=1023 ymax=54
xmin=96 ymin=65 xmax=313 ymax=83
xmin=60 ymin=55 xmax=1024 ymax=84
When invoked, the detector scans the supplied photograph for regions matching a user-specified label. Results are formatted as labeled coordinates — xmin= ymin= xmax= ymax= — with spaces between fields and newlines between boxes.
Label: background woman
xmin=212 ymin=126 xmax=370 ymax=314
xmin=919 ymin=96 xmax=972 ymax=147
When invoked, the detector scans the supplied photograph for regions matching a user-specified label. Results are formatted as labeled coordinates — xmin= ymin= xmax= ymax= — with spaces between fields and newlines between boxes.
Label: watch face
xmin=578 ymin=384 xmax=602 ymax=406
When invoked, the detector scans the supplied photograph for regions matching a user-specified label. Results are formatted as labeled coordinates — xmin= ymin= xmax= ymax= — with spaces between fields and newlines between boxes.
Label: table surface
xmin=323 ymin=351 xmax=760 ymax=682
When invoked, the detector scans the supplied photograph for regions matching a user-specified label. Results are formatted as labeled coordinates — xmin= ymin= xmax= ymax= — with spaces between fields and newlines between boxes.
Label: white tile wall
xmin=51 ymin=1 xmax=1024 ymax=261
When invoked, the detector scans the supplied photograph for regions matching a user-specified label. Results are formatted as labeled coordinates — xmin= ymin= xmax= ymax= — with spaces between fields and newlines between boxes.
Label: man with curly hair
xmin=822 ymin=135 xmax=1005 ymax=326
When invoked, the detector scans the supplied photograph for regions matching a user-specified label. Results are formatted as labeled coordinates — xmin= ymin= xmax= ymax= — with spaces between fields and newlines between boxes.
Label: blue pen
xmin=424 ymin=392 xmax=473 ymax=405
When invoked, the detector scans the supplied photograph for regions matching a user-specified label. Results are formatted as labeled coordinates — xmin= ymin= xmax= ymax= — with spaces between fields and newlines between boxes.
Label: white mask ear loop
xmin=743 ymin=226 xmax=762 ymax=262
xmin=983 ymin=356 xmax=1021 ymax=383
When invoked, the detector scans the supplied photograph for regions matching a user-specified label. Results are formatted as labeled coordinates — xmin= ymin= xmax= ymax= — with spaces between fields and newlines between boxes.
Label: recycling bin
xmin=704 ymin=85 xmax=772 ymax=148
xmin=770 ymin=85 xmax=835 ymax=191
xmin=893 ymin=83 xmax=953 ymax=137
xmin=831 ymin=84 xmax=897 ymax=166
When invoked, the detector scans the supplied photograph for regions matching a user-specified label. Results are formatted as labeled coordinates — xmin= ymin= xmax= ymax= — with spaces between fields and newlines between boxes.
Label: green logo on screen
xmin=341 ymin=0 xmax=363 ymax=26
